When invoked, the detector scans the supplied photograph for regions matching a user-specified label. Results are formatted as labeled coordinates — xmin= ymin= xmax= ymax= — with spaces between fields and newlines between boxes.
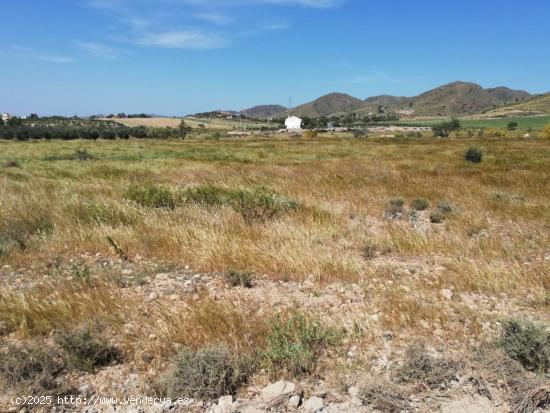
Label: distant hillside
xmin=241 ymin=105 xmax=286 ymax=119
xmin=289 ymin=93 xmax=364 ymax=118
xmin=358 ymin=82 xmax=532 ymax=117
xmin=488 ymin=93 xmax=550 ymax=115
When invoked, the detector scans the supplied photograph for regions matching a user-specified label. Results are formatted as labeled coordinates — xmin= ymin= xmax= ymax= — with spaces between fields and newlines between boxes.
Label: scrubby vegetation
xmin=498 ymin=319 xmax=550 ymax=374
xmin=159 ymin=345 xmax=251 ymax=400
xmin=262 ymin=310 xmax=340 ymax=376
xmin=55 ymin=326 xmax=121 ymax=372
xmin=465 ymin=146 xmax=483 ymax=163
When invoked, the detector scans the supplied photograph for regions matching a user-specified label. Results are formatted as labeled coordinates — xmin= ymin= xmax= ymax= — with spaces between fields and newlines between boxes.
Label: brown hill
xmin=241 ymin=105 xmax=286 ymax=119
xmin=289 ymin=93 xmax=364 ymax=118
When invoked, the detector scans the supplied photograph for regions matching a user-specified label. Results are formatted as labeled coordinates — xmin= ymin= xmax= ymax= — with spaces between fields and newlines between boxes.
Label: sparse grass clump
xmin=395 ymin=341 xmax=463 ymax=389
xmin=384 ymin=197 xmax=405 ymax=219
xmin=2 ymin=160 xmax=20 ymax=168
xmin=225 ymin=269 xmax=253 ymax=288
xmin=0 ymin=341 xmax=66 ymax=394
xmin=498 ymin=319 xmax=550 ymax=374
xmin=465 ymin=147 xmax=483 ymax=163
xmin=159 ymin=345 xmax=252 ymax=400
xmin=55 ymin=326 xmax=121 ymax=372
xmin=357 ymin=376 xmax=409 ymax=413
xmin=429 ymin=201 xmax=456 ymax=223
xmin=124 ymin=183 xmax=176 ymax=209
xmin=410 ymin=198 xmax=429 ymax=211
xmin=0 ymin=211 xmax=53 ymax=254
xmin=67 ymin=200 xmax=138 ymax=226
xmin=262 ymin=310 xmax=340 ymax=376
xmin=181 ymin=185 xmax=299 ymax=223
xmin=72 ymin=149 xmax=94 ymax=161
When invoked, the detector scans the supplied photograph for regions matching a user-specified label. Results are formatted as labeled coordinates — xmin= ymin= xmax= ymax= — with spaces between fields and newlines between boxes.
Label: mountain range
xmin=240 ymin=81 xmax=542 ymax=119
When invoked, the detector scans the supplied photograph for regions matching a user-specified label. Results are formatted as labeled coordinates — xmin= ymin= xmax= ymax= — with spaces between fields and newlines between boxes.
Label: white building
xmin=285 ymin=116 xmax=303 ymax=130
xmin=1 ymin=113 xmax=11 ymax=122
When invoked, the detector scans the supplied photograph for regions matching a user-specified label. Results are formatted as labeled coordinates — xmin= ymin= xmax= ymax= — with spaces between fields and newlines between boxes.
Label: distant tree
xmin=178 ymin=119 xmax=192 ymax=138
xmin=7 ymin=117 xmax=23 ymax=127
xmin=432 ymin=118 xmax=461 ymax=138
xmin=507 ymin=121 xmax=518 ymax=131
xmin=0 ymin=117 xmax=3 ymax=127
xmin=117 ymin=113 xmax=127 ymax=119
xmin=29 ymin=113 xmax=39 ymax=120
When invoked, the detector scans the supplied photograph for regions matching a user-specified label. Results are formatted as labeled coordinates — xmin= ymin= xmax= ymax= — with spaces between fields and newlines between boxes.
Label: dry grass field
xmin=1 ymin=135 xmax=549 ymax=411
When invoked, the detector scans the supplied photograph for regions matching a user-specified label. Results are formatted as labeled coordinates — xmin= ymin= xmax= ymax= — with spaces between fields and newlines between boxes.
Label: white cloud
xmin=137 ymin=29 xmax=229 ymax=49
xmin=76 ymin=42 xmax=119 ymax=59
xmin=5 ymin=45 xmax=74 ymax=64
xmin=83 ymin=0 xmax=345 ymax=51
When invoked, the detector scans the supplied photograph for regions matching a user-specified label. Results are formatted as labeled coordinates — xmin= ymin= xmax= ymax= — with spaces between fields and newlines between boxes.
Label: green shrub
xmin=262 ymin=311 xmax=340 ymax=376
xmin=180 ymin=186 xmax=299 ymax=223
xmin=410 ymin=198 xmax=429 ymax=211
xmin=430 ymin=201 xmax=456 ymax=223
xmin=0 ymin=212 xmax=53 ymax=253
xmin=225 ymin=270 xmax=253 ymax=288
xmin=72 ymin=149 xmax=94 ymax=161
xmin=123 ymin=183 xmax=176 ymax=209
xmin=498 ymin=319 xmax=550 ymax=374
xmin=464 ymin=147 xmax=483 ymax=163
xmin=55 ymin=326 xmax=121 ymax=372
xmin=67 ymin=201 xmax=138 ymax=227
xmin=395 ymin=341 xmax=463 ymax=389
xmin=159 ymin=345 xmax=251 ymax=400
xmin=384 ymin=197 xmax=405 ymax=218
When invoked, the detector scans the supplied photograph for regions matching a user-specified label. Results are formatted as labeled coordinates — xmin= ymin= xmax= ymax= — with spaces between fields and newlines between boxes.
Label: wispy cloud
xmin=83 ymin=0 xmax=345 ymax=51
xmin=4 ymin=45 xmax=74 ymax=64
xmin=76 ymin=41 xmax=119 ymax=59
xmin=137 ymin=29 xmax=229 ymax=49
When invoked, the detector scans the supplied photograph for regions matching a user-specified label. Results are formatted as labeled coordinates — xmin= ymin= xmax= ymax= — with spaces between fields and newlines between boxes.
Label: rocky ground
xmin=2 ymin=252 xmax=548 ymax=413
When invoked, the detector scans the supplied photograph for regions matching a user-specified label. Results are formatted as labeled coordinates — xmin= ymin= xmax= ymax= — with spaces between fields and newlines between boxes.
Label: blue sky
xmin=1 ymin=0 xmax=549 ymax=116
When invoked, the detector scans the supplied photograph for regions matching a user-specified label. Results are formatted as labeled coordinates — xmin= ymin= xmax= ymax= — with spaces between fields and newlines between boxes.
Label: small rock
xmin=302 ymin=396 xmax=324 ymax=412
xmin=262 ymin=381 xmax=296 ymax=403
xmin=122 ymin=269 xmax=133 ymax=275
xmin=348 ymin=386 xmax=359 ymax=398
xmin=156 ymin=273 xmax=169 ymax=280
xmin=218 ymin=395 xmax=233 ymax=411
xmin=288 ymin=395 xmax=301 ymax=409
xmin=441 ymin=288 xmax=453 ymax=300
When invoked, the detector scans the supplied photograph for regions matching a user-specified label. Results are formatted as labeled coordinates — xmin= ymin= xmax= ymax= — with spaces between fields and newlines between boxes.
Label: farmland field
xmin=1 ymin=136 xmax=549 ymax=410
xmin=396 ymin=115 xmax=550 ymax=129
xmin=108 ymin=116 xmax=276 ymax=130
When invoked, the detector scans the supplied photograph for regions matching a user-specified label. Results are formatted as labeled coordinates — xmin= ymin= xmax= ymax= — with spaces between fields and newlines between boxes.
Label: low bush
xmin=0 ymin=211 xmax=53 ymax=253
xmin=498 ymin=319 xmax=550 ymax=374
xmin=124 ymin=183 xmax=176 ymax=209
xmin=67 ymin=200 xmax=138 ymax=227
xmin=72 ymin=149 xmax=94 ymax=161
xmin=262 ymin=310 xmax=340 ymax=376
xmin=410 ymin=198 xmax=429 ymax=211
xmin=465 ymin=147 xmax=483 ymax=163
xmin=429 ymin=201 xmax=456 ymax=223
xmin=225 ymin=270 xmax=253 ymax=288
xmin=540 ymin=124 xmax=550 ymax=139
xmin=180 ymin=185 xmax=299 ymax=223
xmin=384 ymin=197 xmax=405 ymax=219
xmin=55 ymin=326 xmax=121 ymax=372
xmin=395 ymin=341 xmax=463 ymax=389
xmin=303 ymin=130 xmax=318 ymax=139
xmin=159 ymin=345 xmax=251 ymax=400
xmin=358 ymin=376 xmax=409 ymax=413
xmin=0 ymin=341 xmax=65 ymax=393
xmin=2 ymin=160 xmax=20 ymax=168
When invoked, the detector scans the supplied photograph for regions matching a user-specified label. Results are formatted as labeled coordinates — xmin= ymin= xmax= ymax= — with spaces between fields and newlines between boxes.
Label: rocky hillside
xmin=241 ymin=104 xmax=286 ymax=119
xmin=287 ymin=82 xmax=533 ymax=118
xmin=289 ymin=93 xmax=364 ymax=118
